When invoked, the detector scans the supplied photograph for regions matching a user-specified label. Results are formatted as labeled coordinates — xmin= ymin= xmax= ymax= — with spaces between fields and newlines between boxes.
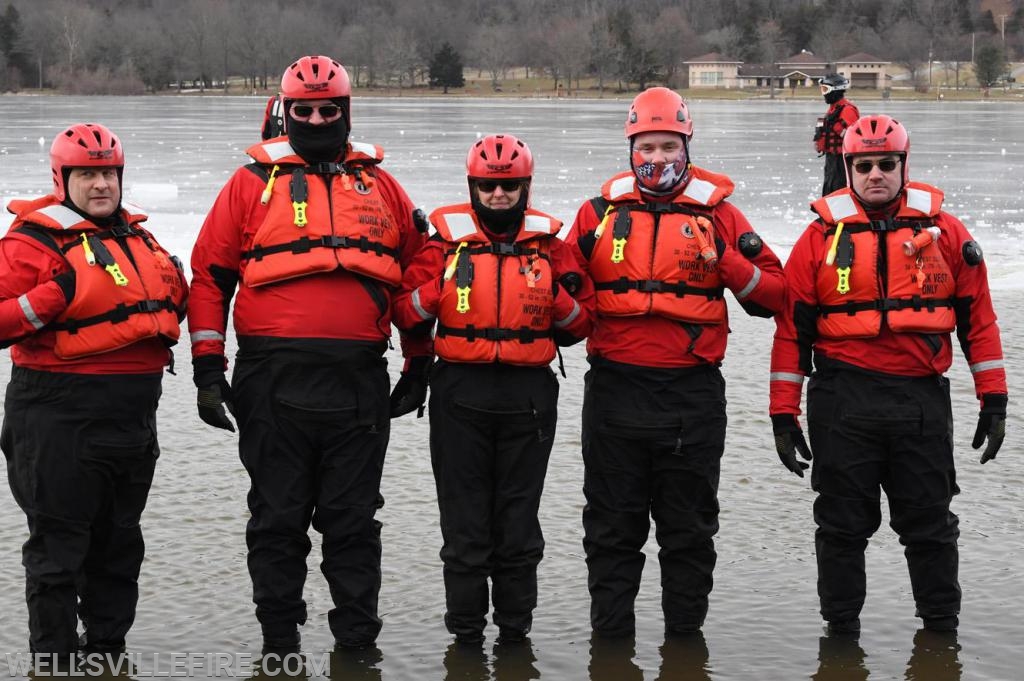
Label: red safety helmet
xmin=842 ymin=114 xmax=911 ymax=183
xmin=280 ymin=55 xmax=351 ymax=125
xmin=625 ymin=87 xmax=693 ymax=139
xmin=466 ymin=134 xmax=533 ymax=179
xmin=50 ymin=123 xmax=124 ymax=201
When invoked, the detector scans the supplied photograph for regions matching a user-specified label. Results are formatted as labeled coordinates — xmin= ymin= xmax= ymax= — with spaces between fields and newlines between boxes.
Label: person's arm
xmin=392 ymin=236 xmax=446 ymax=333
xmin=187 ymin=171 xmax=250 ymax=367
xmin=769 ymin=226 xmax=822 ymax=417
xmin=943 ymin=214 xmax=1007 ymax=462
xmin=376 ymin=169 xmax=432 ymax=360
xmin=713 ymin=203 xmax=785 ymax=318
xmin=187 ymin=170 xmax=252 ymax=432
xmin=0 ymin=237 xmax=74 ymax=347
xmin=768 ymin=225 xmax=821 ymax=477
xmin=549 ymin=238 xmax=594 ymax=345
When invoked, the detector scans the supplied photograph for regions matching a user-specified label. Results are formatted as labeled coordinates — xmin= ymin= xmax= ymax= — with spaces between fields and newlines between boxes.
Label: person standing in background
xmin=814 ymin=73 xmax=860 ymax=196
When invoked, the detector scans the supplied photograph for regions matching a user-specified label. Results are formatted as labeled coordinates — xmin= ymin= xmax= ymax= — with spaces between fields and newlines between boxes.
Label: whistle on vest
xmin=902 ymin=226 xmax=940 ymax=256
xmin=261 ymin=165 xmax=280 ymax=206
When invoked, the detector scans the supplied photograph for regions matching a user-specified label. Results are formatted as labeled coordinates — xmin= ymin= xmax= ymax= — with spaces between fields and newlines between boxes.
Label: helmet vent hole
xmin=495 ymin=143 xmax=503 ymax=157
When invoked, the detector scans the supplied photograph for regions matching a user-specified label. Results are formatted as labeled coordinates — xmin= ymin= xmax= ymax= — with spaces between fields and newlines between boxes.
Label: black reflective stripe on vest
xmin=819 ymin=296 xmax=956 ymax=317
xmin=435 ymin=324 xmax=555 ymax=343
xmin=595 ymin=277 xmax=725 ymax=300
xmin=241 ymin=235 xmax=399 ymax=261
xmin=53 ymin=298 xmax=178 ymax=334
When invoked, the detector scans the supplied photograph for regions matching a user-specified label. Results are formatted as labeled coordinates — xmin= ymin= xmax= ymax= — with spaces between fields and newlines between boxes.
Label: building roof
xmin=836 ymin=52 xmax=889 ymax=64
xmin=778 ymin=50 xmax=828 ymax=66
xmin=684 ymin=52 xmax=743 ymax=64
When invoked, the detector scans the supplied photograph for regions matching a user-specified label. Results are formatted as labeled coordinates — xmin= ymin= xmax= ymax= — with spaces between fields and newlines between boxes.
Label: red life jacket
xmin=811 ymin=183 xmax=956 ymax=338
xmin=585 ymin=167 xmax=732 ymax=325
xmin=241 ymin=139 xmax=401 ymax=287
xmin=430 ymin=204 xmax=561 ymax=366
xmin=6 ymin=196 xmax=185 ymax=359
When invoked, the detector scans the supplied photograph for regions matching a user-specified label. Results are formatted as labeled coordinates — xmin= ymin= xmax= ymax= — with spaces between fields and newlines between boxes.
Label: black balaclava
xmin=824 ymin=89 xmax=845 ymax=105
xmin=285 ymin=98 xmax=350 ymax=164
xmin=61 ymin=167 xmax=124 ymax=227
xmin=470 ymin=182 xmax=528 ymax=234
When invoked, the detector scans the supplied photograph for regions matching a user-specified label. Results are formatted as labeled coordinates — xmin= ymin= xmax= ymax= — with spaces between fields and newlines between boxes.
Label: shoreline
xmin=3 ymin=87 xmax=1023 ymax=104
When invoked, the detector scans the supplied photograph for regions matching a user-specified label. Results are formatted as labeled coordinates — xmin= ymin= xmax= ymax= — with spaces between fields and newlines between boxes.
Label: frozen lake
xmin=0 ymin=95 xmax=1022 ymax=680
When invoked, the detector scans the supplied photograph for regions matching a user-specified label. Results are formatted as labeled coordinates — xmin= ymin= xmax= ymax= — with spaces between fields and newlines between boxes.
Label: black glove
xmin=973 ymin=393 xmax=1007 ymax=464
xmin=194 ymin=355 xmax=236 ymax=432
xmin=53 ymin=270 xmax=76 ymax=305
xmin=772 ymin=414 xmax=812 ymax=477
xmin=390 ymin=356 xmax=431 ymax=418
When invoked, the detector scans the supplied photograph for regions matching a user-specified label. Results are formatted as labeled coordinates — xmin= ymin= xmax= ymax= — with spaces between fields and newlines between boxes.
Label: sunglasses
xmin=291 ymin=104 xmax=342 ymax=119
xmin=852 ymin=158 xmax=900 ymax=174
xmin=476 ymin=180 xmax=522 ymax=193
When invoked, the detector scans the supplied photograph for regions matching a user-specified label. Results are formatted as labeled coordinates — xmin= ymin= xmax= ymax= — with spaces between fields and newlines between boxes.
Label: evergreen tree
xmin=974 ymin=43 xmax=1006 ymax=87
xmin=0 ymin=3 xmax=31 ymax=88
xmin=429 ymin=42 xmax=465 ymax=93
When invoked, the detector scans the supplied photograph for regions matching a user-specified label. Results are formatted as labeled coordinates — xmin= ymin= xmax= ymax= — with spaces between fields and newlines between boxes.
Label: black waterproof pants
xmin=2 ymin=367 xmax=161 ymax=655
xmin=807 ymin=361 xmax=960 ymax=625
xmin=822 ymin=153 xmax=847 ymax=196
xmin=428 ymin=361 xmax=558 ymax=640
xmin=581 ymin=358 xmax=727 ymax=636
xmin=232 ymin=340 xmax=389 ymax=647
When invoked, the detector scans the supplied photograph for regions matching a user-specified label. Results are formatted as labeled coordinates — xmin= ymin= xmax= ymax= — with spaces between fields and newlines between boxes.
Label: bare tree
xmin=650 ymin=6 xmax=700 ymax=88
xmin=884 ymin=18 xmax=932 ymax=88
xmin=469 ymin=24 xmax=516 ymax=88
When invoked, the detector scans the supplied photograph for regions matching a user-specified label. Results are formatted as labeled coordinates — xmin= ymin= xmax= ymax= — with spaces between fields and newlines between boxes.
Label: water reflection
xmin=904 ymin=629 xmax=961 ymax=681
xmin=442 ymin=641 xmax=489 ymax=681
xmin=656 ymin=632 xmax=711 ymax=681
xmin=244 ymin=649 xmax=308 ymax=680
xmin=811 ymin=635 xmax=868 ymax=681
xmin=587 ymin=635 xmax=642 ymax=681
xmin=329 ymin=645 xmax=383 ymax=681
xmin=492 ymin=637 xmax=540 ymax=680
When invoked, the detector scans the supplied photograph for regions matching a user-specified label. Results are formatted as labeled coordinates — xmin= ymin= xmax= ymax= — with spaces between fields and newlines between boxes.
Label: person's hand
xmin=390 ymin=356 xmax=431 ymax=418
xmin=197 ymin=376 xmax=236 ymax=432
xmin=771 ymin=414 xmax=812 ymax=477
xmin=52 ymin=270 xmax=76 ymax=305
xmin=194 ymin=355 xmax=236 ymax=432
xmin=973 ymin=393 xmax=1007 ymax=464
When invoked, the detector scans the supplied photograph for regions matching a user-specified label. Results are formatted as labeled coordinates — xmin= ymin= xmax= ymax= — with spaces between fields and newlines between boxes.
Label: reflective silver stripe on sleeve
xmin=412 ymin=287 xmax=435 ymax=322
xmin=769 ymin=371 xmax=805 ymax=384
xmin=736 ymin=265 xmax=762 ymax=299
xmin=553 ymin=299 xmax=581 ymax=329
xmin=189 ymin=330 xmax=225 ymax=343
xmin=18 ymin=294 xmax=44 ymax=330
xmin=970 ymin=359 xmax=1005 ymax=374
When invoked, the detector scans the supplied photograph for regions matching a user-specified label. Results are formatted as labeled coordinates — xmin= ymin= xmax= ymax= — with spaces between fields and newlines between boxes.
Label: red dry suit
xmin=565 ymin=167 xmax=785 ymax=368
xmin=1 ymin=196 xmax=187 ymax=373
xmin=770 ymin=183 xmax=1007 ymax=416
